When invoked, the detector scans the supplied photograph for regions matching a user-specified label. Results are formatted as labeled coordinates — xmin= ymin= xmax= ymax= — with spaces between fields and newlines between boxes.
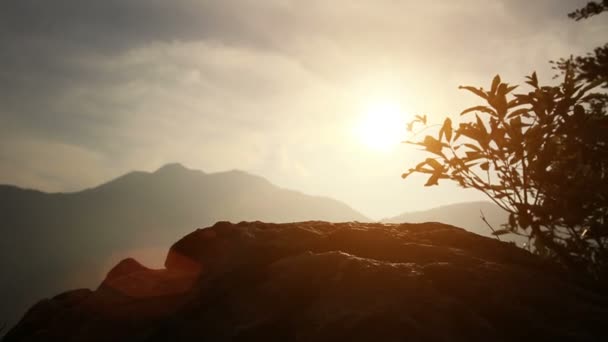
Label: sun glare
xmin=357 ymin=100 xmax=407 ymax=151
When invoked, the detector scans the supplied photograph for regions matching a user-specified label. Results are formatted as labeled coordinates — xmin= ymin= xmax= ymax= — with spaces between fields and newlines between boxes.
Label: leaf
xmin=465 ymin=151 xmax=483 ymax=161
xmin=414 ymin=160 xmax=430 ymax=172
xmin=406 ymin=121 xmax=414 ymax=132
xmin=497 ymin=83 xmax=508 ymax=97
xmin=463 ymin=143 xmax=482 ymax=152
xmin=575 ymin=78 xmax=603 ymax=98
xmin=441 ymin=118 xmax=453 ymax=142
xmin=423 ymin=135 xmax=445 ymax=156
xmin=492 ymin=229 xmax=511 ymax=236
xmin=415 ymin=114 xmax=427 ymax=125
xmin=525 ymin=72 xmax=539 ymax=88
xmin=424 ymin=173 xmax=440 ymax=186
xmin=505 ymin=85 xmax=518 ymax=94
xmin=458 ymin=126 xmax=483 ymax=143
xmin=475 ymin=114 xmax=488 ymax=136
xmin=509 ymin=116 xmax=522 ymax=131
xmin=459 ymin=86 xmax=488 ymax=99
xmin=508 ymin=213 xmax=516 ymax=228
xmin=480 ymin=162 xmax=490 ymax=171
xmin=425 ymin=158 xmax=443 ymax=171
xmin=490 ymin=86 xmax=508 ymax=117
xmin=506 ymin=98 xmax=521 ymax=109
xmin=491 ymin=127 xmax=507 ymax=147
xmin=506 ymin=108 xmax=531 ymax=119
xmin=491 ymin=75 xmax=501 ymax=95
xmin=460 ymin=105 xmax=496 ymax=117
xmin=518 ymin=211 xmax=531 ymax=229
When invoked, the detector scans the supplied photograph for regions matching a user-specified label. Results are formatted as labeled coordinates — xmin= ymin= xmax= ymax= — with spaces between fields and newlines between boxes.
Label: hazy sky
xmin=0 ymin=0 xmax=606 ymax=219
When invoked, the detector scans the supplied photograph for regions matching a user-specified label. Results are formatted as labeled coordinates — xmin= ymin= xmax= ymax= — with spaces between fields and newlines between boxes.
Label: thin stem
xmin=480 ymin=209 xmax=501 ymax=241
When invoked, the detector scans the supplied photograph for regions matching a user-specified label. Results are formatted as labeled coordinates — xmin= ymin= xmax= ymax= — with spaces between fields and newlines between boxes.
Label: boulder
xmin=4 ymin=221 xmax=607 ymax=341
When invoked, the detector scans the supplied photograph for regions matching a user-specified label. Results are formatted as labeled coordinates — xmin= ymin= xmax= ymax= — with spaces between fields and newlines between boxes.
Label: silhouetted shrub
xmin=402 ymin=2 xmax=608 ymax=280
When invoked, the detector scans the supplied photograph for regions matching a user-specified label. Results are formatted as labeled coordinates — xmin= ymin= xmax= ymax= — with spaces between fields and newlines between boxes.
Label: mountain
xmin=5 ymin=221 xmax=606 ymax=341
xmin=383 ymin=201 xmax=526 ymax=245
xmin=0 ymin=163 xmax=368 ymax=332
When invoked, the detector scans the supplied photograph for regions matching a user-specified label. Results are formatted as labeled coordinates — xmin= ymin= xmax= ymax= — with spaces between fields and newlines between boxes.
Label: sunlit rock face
xmin=5 ymin=221 xmax=607 ymax=341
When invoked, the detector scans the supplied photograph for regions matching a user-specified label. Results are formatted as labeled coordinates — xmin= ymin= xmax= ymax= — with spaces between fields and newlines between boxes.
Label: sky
xmin=0 ymin=0 xmax=606 ymax=220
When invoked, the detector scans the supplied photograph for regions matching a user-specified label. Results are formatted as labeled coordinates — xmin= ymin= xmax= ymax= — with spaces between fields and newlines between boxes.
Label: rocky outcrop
xmin=1 ymin=164 xmax=370 ymax=336
xmin=4 ymin=221 xmax=607 ymax=341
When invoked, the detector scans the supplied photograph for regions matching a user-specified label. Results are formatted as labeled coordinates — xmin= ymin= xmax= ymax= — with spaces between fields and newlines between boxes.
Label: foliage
xmin=567 ymin=0 xmax=608 ymax=20
xmin=552 ymin=44 xmax=608 ymax=89
xmin=552 ymin=2 xmax=608 ymax=89
xmin=403 ymin=70 xmax=608 ymax=278
xmin=401 ymin=0 xmax=608 ymax=281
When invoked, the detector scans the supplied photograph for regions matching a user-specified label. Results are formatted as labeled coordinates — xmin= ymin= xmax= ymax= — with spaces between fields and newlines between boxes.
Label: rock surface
xmin=4 ymin=221 xmax=608 ymax=341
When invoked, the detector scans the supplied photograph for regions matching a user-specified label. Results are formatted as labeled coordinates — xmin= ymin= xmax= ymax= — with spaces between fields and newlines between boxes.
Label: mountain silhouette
xmin=0 ymin=163 xmax=368 ymax=331
xmin=383 ymin=201 xmax=526 ymax=245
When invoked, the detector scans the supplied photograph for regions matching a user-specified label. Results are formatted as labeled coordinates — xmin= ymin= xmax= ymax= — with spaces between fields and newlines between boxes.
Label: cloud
xmin=0 ymin=0 xmax=605 ymax=217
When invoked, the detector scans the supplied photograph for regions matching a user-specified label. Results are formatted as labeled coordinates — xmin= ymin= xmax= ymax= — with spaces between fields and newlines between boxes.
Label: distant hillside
xmin=383 ymin=201 xmax=525 ymax=245
xmin=0 ymin=163 xmax=368 ymax=331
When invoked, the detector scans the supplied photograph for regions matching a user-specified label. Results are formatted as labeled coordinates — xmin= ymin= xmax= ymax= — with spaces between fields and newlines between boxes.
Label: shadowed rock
xmin=5 ymin=221 xmax=608 ymax=341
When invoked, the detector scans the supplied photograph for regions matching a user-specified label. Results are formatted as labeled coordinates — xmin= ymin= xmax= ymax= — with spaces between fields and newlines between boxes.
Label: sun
xmin=356 ymin=100 xmax=407 ymax=151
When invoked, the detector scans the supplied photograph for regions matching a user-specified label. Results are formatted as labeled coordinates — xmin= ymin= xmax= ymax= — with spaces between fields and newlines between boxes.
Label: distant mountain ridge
xmin=0 ymin=163 xmax=368 ymax=331
xmin=383 ymin=201 xmax=525 ymax=245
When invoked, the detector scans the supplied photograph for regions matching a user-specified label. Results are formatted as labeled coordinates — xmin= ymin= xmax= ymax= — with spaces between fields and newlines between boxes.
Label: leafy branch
xmin=403 ymin=70 xmax=608 ymax=278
